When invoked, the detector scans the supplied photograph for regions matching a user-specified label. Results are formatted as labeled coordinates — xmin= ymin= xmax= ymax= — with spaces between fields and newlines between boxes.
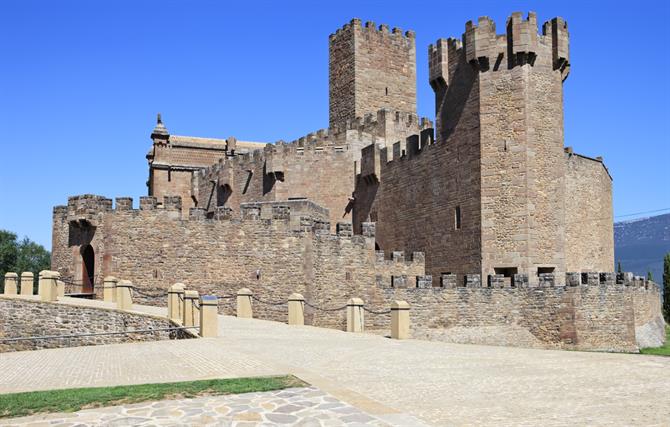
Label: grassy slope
xmin=0 ymin=375 xmax=306 ymax=419
xmin=639 ymin=326 xmax=670 ymax=356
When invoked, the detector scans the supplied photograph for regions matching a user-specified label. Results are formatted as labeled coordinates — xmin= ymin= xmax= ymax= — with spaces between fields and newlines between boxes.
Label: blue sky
xmin=1 ymin=0 xmax=669 ymax=249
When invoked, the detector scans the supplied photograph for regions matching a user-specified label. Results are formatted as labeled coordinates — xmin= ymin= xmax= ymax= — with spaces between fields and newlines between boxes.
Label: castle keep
xmin=51 ymin=13 xmax=665 ymax=351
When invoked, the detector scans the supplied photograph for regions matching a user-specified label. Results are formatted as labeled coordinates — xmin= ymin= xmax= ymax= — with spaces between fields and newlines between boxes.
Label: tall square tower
xmin=329 ymin=19 xmax=417 ymax=128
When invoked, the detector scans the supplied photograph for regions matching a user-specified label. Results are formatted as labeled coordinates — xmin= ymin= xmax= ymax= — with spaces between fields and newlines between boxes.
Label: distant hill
xmin=614 ymin=213 xmax=670 ymax=283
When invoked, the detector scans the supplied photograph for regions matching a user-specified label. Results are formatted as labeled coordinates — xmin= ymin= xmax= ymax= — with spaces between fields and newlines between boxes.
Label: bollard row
xmin=230 ymin=288 xmax=410 ymax=340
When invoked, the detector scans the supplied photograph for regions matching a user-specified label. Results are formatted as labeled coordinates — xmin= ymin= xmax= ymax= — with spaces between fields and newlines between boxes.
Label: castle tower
xmin=426 ymin=12 xmax=572 ymax=282
xmin=329 ymin=19 xmax=417 ymax=128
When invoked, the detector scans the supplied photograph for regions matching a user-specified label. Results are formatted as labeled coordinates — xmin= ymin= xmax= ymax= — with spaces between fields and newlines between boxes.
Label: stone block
xmin=346 ymin=298 xmax=364 ymax=333
xmin=488 ymin=274 xmax=505 ymax=289
xmin=336 ymin=222 xmax=353 ymax=237
xmin=391 ymin=275 xmax=408 ymax=288
xmin=465 ymin=274 xmax=481 ymax=288
xmin=116 ymin=280 xmax=133 ymax=310
xmin=566 ymin=272 xmax=580 ymax=287
xmin=416 ymin=275 xmax=433 ymax=289
xmin=539 ymin=273 xmax=555 ymax=287
xmin=288 ymin=293 xmax=305 ymax=326
xmin=199 ymin=295 xmax=218 ymax=338
xmin=392 ymin=251 xmax=405 ymax=262
xmin=3 ymin=272 xmax=17 ymax=295
xmin=103 ymin=276 xmax=118 ymax=303
xmin=513 ymin=273 xmax=529 ymax=288
xmin=183 ymin=290 xmax=200 ymax=328
xmin=236 ymin=288 xmax=253 ymax=318
xmin=362 ymin=222 xmax=376 ymax=238
xmin=168 ymin=283 xmax=185 ymax=323
xmin=20 ymin=272 xmax=34 ymax=295
xmin=441 ymin=274 xmax=457 ymax=288
xmin=391 ymin=300 xmax=410 ymax=339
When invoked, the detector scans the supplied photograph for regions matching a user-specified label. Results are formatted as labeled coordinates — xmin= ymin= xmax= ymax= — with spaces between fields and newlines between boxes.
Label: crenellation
xmin=139 ymin=196 xmax=157 ymax=210
xmin=115 ymin=197 xmax=133 ymax=211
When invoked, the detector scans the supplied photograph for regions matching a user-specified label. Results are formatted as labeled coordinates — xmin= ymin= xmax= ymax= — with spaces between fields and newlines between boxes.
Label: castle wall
xmin=50 ymin=195 xmax=662 ymax=352
xmin=194 ymin=143 xmax=356 ymax=229
xmin=565 ymin=154 xmax=614 ymax=272
xmin=329 ymin=19 xmax=417 ymax=127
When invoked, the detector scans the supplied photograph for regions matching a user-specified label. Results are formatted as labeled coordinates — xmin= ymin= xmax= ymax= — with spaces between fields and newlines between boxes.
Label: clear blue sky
xmin=1 ymin=0 xmax=669 ymax=249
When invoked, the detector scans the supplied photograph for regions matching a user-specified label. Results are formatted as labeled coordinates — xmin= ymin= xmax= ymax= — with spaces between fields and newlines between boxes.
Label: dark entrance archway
xmin=81 ymin=245 xmax=95 ymax=293
xmin=217 ymin=184 xmax=232 ymax=207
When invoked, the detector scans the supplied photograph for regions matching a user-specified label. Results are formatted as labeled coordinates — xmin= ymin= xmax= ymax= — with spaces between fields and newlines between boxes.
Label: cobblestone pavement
xmin=3 ymin=386 xmax=388 ymax=426
xmin=1 ymin=301 xmax=669 ymax=426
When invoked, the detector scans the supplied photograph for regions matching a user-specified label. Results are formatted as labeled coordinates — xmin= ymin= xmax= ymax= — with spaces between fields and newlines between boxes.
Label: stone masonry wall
xmin=565 ymin=153 xmax=614 ymax=272
xmin=194 ymin=142 xmax=355 ymax=229
xmin=0 ymin=297 xmax=189 ymax=352
xmin=51 ymin=195 xmax=662 ymax=352
xmin=329 ymin=19 xmax=417 ymax=127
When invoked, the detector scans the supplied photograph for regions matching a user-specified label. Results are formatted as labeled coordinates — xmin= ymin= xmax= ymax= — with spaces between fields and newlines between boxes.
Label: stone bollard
xmin=39 ymin=270 xmax=59 ymax=302
xmin=346 ymin=298 xmax=364 ymax=333
xmin=116 ymin=280 xmax=133 ymax=310
xmin=103 ymin=276 xmax=118 ymax=302
xmin=183 ymin=290 xmax=200 ymax=327
xmin=199 ymin=295 xmax=218 ymax=337
xmin=236 ymin=288 xmax=253 ymax=318
xmin=391 ymin=301 xmax=410 ymax=339
xmin=20 ymin=272 xmax=34 ymax=295
xmin=288 ymin=293 xmax=305 ymax=326
xmin=3 ymin=272 xmax=18 ymax=295
xmin=167 ymin=283 xmax=185 ymax=323
xmin=56 ymin=279 xmax=65 ymax=298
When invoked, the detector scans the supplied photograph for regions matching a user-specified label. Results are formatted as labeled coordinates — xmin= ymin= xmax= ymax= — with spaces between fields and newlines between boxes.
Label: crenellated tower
xmin=329 ymin=19 xmax=417 ymax=128
xmin=424 ymin=12 xmax=572 ymax=282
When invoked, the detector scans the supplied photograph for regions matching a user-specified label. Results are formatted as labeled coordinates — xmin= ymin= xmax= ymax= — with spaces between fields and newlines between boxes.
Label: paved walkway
xmin=4 ymin=386 xmax=388 ymax=426
xmin=1 ymin=301 xmax=669 ymax=426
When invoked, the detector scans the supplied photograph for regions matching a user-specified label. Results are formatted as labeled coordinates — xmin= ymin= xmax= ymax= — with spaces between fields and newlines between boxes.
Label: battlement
xmin=428 ymin=11 xmax=570 ymax=88
xmin=329 ymin=18 xmax=415 ymax=42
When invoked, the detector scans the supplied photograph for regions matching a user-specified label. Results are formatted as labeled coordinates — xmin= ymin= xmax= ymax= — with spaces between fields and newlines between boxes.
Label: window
xmin=454 ymin=206 xmax=461 ymax=230
xmin=537 ymin=267 xmax=555 ymax=276
xmin=385 ymin=87 xmax=389 ymax=96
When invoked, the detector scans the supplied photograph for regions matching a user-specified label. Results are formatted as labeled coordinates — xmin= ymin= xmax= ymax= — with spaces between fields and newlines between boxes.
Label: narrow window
xmin=537 ymin=267 xmax=555 ymax=276
xmin=454 ymin=206 xmax=461 ymax=230
xmin=385 ymin=87 xmax=388 ymax=96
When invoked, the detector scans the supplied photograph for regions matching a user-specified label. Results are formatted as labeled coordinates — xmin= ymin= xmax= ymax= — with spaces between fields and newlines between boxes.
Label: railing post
xmin=20 ymin=272 xmax=34 ymax=295
xmin=288 ymin=293 xmax=305 ymax=326
xmin=56 ymin=278 xmax=65 ymax=298
xmin=115 ymin=280 xmax=133 ymax=310
xmin=199 ymin=295 xmax=218 ymax=337
xmin=236 ymin=288 xmax=253 ymax=318
xmin=39 ymin=270 xmax=58 ymax=302
xmin=168 ymin=283 xmax=185 ymax=323
xmin=103 ymin=276 xmax=118 ymax=302
xmin=391 ymin=300 xmax=410 ymax=339
xmin=3 ymin=272 xmax=18 ymax=295
xmin=183 ymin=290 xmax=200 ymax=327
xmin=346 ymin=298 xmax=364 ymax=333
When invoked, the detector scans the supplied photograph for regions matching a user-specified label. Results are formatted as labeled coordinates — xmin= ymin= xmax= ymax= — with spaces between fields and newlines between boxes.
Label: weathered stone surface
xmin=0 ymin=297 xmax=190 ymax=352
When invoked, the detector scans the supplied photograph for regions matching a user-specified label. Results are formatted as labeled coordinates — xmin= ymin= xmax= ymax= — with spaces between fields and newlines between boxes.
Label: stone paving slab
xmin=0 ymin=338 xmax=284 ymax=394
xmin=2 ymin=386 xmax=389 ymax=426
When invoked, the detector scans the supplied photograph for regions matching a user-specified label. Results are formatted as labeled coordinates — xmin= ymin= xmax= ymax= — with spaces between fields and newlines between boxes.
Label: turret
xmin=150 ymin=113 xmax=169 ymax=144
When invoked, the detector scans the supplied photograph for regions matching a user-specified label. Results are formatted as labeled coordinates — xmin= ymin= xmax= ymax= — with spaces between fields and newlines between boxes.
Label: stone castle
xmin=51 ymin=12 xmax=665 ymax=351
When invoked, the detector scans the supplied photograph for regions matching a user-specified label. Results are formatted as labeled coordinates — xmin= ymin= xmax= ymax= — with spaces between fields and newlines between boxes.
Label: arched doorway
xmin=81 ymin=245 xmax=95 ymax=293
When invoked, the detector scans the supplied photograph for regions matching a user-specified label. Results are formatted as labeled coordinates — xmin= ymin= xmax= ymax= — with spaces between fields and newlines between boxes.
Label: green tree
xmin=663 ymin=253 xmax=670 ymax=323
xmin=647 ymin=271 xmax=653 ymax=281
xmin=617 ymin=261 xmax=622 ymax=274
xmin=0 ymin=230 xmax=50 ymax=293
